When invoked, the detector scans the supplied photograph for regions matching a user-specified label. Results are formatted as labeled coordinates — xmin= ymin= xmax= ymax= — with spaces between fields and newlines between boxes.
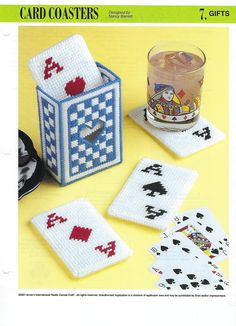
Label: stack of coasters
xmin=129 ymin=106 xmax=225 ymax=157
xmin=31 ymin=199 xmax=132 ymax=277
xmin=108 ymin=158 xmax=198 ymax=230
xmin=148 ymin=207 xmax=229 ymax=290
xmin=18 ymin=130 xmax=44 ymax=200
xmin=28 ymin=35 xmax=122 ymax=185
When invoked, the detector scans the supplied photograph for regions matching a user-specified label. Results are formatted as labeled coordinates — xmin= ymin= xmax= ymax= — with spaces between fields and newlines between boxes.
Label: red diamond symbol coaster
xmin=69 ymin=225 xmax=92 ymax=242
xmin=177 ymin=89 xmax=186 ymax=98
xmin=31 ymin=199 xmax=132 ymax=277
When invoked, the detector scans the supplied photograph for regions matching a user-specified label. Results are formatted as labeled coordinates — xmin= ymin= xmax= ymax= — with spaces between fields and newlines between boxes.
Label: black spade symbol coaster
xmin=187 ymin=274 xmax=196 ymax=280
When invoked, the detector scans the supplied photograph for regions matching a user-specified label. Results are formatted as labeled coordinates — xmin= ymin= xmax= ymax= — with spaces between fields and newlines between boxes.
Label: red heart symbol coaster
xmin=162 ymin=115 xmax=167 ymax=119
xmin=65 ymin=76 xmax=86 ymax=96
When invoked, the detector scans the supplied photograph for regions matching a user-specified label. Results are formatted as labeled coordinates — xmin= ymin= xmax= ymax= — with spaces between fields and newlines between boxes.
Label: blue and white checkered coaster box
xmin=31 ymin=199 xmax=132 ymax=277
xmin=37 ymin=63 xmax=122 ymax=185
xmin=129 ymin=106 xmax=225 ymax=157
xmin=108 ymin=158 xmax=198 ymax=230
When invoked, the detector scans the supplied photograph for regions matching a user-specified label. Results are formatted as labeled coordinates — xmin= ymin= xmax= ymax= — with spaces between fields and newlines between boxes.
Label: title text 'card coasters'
xmin=29 ymin=34 xmax=104 ymax=101
xmin=108 ymin=158 xmax=198 ymax=230
xmin=129 ymin=106 xmax=225 ymax=157
xmin=31 ymin=199 xmax=132 ymax=277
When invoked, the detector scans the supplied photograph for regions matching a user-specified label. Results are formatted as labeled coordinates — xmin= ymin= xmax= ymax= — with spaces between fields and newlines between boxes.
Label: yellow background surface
xmin=19 ymin=26 xmax=229 ymax=289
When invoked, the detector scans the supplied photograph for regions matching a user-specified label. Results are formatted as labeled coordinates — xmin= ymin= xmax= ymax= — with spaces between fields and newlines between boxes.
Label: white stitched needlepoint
xmin=29 ymin=34 xmax=104 ymax=100
xmin=31 ymin=199 xmax=132 ymax=277
xmin=108 ymin=158 xmax=198 ymax=230
xmin=129 ymin=106 xmax=225 ymax=157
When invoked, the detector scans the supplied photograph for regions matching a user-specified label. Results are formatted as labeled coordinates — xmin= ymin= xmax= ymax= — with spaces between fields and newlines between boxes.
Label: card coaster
xmin=31 ymin=199 xmax=132 ymax=277
xmin=29 ymin=34 xmax=104 ymax=101
xmin=129 ymin=106 xmax=225 ymax=157
xmin=108 ymin=158 xmax=198 ymax=230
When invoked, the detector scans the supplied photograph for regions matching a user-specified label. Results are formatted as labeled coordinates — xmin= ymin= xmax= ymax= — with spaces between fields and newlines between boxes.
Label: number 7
xmin=199 ymin=8 xmax=205 ymax=20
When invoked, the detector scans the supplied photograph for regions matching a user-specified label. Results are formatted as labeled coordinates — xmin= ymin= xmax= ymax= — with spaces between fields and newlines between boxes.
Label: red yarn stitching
xmin=64 ymin=76 xmax=86 ymax=96
xmin=46 ymin=212 xmax=67 ymax=229
xmin=69 ymin=226 xmax=92 ymax=242
xmin=95 ymin=241 xmax=116 ymax=257
xmin=44 ymin=57 xmax=64 ymax=80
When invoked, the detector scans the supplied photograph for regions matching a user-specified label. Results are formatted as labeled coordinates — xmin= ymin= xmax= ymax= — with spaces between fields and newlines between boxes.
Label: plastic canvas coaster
xmin=29 ymin=34 xmax=103 ymax=101
xmin=108 ymin=158 xmax=198 ymax=230
xmin=129 ymin=106 xmax=225 ymax=157
xmin=32 ymin=199 xmax=132 ymax=277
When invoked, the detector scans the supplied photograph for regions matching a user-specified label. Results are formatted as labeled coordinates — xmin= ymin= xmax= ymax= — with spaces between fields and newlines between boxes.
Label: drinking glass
xmin=146 ymin=42 xmax=206 ymax=131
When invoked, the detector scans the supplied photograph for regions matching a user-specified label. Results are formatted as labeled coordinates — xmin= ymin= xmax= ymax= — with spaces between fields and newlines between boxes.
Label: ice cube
xmin=165 ymin=51 xmax=192 ymax=69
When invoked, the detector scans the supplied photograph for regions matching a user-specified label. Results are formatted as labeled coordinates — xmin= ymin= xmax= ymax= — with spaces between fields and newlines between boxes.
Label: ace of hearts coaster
xmin=31 ymin=199 xmax=132 ymax=277
xmin=108 ymin=158 xmax=198 ymax=230
xmin=129 ymin=106 xmax=225 ymax=157
xmin=29 ymin=34 xmax=104 ymax=101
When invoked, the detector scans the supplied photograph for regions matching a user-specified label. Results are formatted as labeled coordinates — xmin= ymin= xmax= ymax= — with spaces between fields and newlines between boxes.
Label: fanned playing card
xmin=129 ymin=106 xmax=225 ymax=157
xmin=149 ymin=232 xmax=229 ymax=290
xmin=108 ymin=158 xmax=198 ymax=230
xmin=153 ymin=259 xmax=229 ymax=290
xmin=31 ymin=199 xmax=132 ymax=277
xmin=29 ymin=34 xmax=104 ymax=100
xmin=163 ymin=207 xmax=229 ymax=262
xmin=149 ymin=232 xmax=217 ymax=268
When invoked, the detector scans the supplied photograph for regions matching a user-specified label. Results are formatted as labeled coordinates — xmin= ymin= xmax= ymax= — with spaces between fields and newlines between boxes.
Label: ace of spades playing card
xmin=29 ymin=34 xmax=104 ymax=101
xmin=108 ymin=158 xmax=198 ymax=230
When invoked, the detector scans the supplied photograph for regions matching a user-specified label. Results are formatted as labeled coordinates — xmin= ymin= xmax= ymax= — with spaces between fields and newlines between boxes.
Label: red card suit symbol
xmin=69 ymin=226 xmax=92 ymax=242
xmin=177 ymin=89 xmax=186 ymax=98
xmin=162 ymin=115 xmax=167 ymax=119
xmin=44 ymin=57 xmax=64 ymax=80
xmin=65 ymin=76 xmax=86 ymax=96
xmin=47 ymin=212 xmax=67 ymax=229
xmin=95 ymin=241 xmax=116 ymax=257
